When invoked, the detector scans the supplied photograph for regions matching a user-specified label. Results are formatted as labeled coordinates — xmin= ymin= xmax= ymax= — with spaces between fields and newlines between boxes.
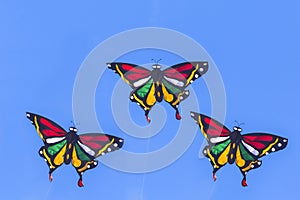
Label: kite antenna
xmin=151 ymin=58 xmax=162 ymax=64
xmin=234 ymin=120 xmax=245 ymax=127
xmin=70 ymin=120 xmax=76 ymax=127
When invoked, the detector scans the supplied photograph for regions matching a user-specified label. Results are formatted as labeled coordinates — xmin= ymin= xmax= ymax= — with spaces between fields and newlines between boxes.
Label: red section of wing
xmin=79 ymin=134 xmax=124 ymax=158
xmin=204 ymin=117 xmax=230 ymax=136
xmin=243 ymin=135 xmax=274 ymax=150
xmin=163 ymin=62 xmax=208 ymax=86
xmin=164 ymin=68 xmax=189 ymax=80
xmin=40 ymin=118 xmax=66 ymax=136
xmin=80 ymin=135 xmax=110 ymax=149
xmin=108 ymin=62 xmax=151 ymax=83
xmin=122 ymin=64 xmax=149 ymax=74
xmin=171 ymin=63 xmax=194 ymax=72
xmin=120 ymin=64 xmax=151 ymax=81
xmin=190 ymin=112 xmax=231 ymax=139
xmin=243 ymin=135 xmax=273 ymax=142
xmin=126 ymin=73 xmax=150 ymax=81
xmin=80 ymin=135 xmax=110 ymax=142
xmin=27 ymin=112 xmax=67 ymax=143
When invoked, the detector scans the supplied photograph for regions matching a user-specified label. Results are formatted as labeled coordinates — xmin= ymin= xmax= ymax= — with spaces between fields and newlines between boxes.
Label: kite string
xmin=139 ymin=125 xmax=152 ymax=200
xmin=43 ymin=182 xmax=53 ymax=200
xmin=208 ymin=182 xmax=216 ymax=200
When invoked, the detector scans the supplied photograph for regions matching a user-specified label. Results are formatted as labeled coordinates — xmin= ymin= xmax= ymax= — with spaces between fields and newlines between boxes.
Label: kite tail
xmin=43 ymin=182 xmax=53 ymax=200
xmin=139 ymin=126 xmax=152 ymax=199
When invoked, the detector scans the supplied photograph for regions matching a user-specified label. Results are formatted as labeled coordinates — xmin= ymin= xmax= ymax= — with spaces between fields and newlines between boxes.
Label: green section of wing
xmin=75 ymin=143 xmax=91 ymax=161
xmin=137 ymin=79 xmax=153 ymax=98
xmin=211 ymin=139 xmax=230 ymax=155
xmin=47 ymin=140 xmax=67 ymax=155
xmin=162 ymin=79 xmax=182 ymax=94
xmin=239 ymin=144 xmax=255 ymax=161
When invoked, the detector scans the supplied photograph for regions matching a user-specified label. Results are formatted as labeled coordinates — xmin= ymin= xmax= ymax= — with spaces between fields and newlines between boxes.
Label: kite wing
xmin=26 ymin=112 xmax=67 ymax=143
xmin=236 ymin=133 xmax=288 ymax=186
xmin=162 ymin=62 xmax=208 ymax=120
xmin=163 ymin=62 xmax=208 ymax=88
xmin=190 ymin=111 xmax=232 ymax=181
xmin=107 ymin=62 xmax=151 ymax=89
xmin=107 ymin=62 xmax=156 ymax=122
xmin=26 ymin=112 xmax=68 ymax=182
xmin=71 ymin=133 xmax=124 ymax=187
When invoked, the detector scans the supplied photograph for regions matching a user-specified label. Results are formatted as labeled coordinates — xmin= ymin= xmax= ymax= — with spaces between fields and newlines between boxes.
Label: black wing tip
xmin=190 ymin=111 xmax=199 ymax=116
xmin=116 ymin=137 xmax=124 ymax=148
xmin=26 ymin=112 xmax=34 ymax=119
xmin=106 ymin=63 xmax=112 ymax=68
xmin=280 ymin=137 xmax=288 ymax=147
xmin=198 ymin=62 xmax=209 ymax=74
xmin=106 ymin=135 xmax=124 ymax=149
xmin=190 ymin=111 xmax=200 ymax=122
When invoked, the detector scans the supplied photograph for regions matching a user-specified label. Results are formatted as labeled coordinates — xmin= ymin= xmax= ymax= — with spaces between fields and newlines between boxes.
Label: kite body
xmin=190 ymin=111 xmax=288 ymax=186
xmin=26 ymin=112 xmax=124 ymax=187
xmin=107 ymin=62 xmax=208 ymax=122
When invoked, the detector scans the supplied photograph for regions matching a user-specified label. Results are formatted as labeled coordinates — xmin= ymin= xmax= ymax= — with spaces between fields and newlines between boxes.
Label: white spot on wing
xmin=164 ymin=76 xmax=184 ymax=87
xmin=210 ymin=136 xmax=230 ymax=143
xmin=271 ymin=147 xmax=275 ymax=152
xmin=26 ymin=113 xmax=30 ymax=117
xmin=258 ymin=161 xmax=261 ymax=165
xmin=46 ymin=137 xmax=65 ymax=144
xmin=133 ymin=76 xmax=151 ymax=88
xmin=78 ymin=141 xmax=96 ymax=156
xmin=242 ymin=141 xmax=259 ymax=156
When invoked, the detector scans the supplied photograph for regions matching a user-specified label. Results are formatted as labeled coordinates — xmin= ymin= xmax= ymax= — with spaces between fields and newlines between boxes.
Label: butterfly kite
xmin=26 ymin=112 xmax=124 ymax=187
xmin=190 ymin=111 xmax=288 ymax=186
xmin=107 ymin=61 xmax=208 ymax=123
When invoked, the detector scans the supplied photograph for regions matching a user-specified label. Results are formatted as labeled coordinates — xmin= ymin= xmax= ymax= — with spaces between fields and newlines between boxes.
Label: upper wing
xmin=26 ymin=112 xmax=67 ymax=144
xmin=163 ymin=62 xmax=208 ymax=89
xmin=107 ymin=62 xmax=151 ymax=89
xmin=191 ymin=111 xmax=232 ymax=174
xmin=71 ymin=133 xmax=124 ymax=186
xmin=235 ymin=133 xmax=287 ymax=186
xmin=190 ymin=111 xmax=231 ymax=142
xmin=78 ymin=133 xmax=124 ymax=158
xmin=241 ymin=133 xmax=288 ymax=159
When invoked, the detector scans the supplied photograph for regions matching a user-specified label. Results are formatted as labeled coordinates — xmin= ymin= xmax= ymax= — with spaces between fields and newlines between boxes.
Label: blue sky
xmin=1 ymin=1 xmax=299 ymax=199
